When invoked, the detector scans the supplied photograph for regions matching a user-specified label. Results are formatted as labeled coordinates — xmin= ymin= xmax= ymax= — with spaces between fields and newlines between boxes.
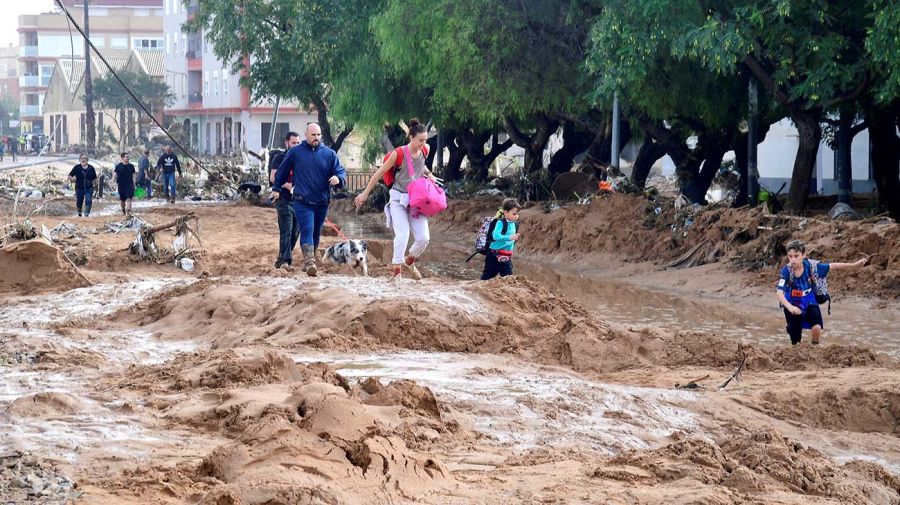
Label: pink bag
xmin=403 ymin=145 xmax=447 ymax=217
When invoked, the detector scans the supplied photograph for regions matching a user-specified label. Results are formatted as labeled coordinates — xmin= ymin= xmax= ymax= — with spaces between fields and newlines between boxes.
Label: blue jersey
xmin=777 ymin=260 xmax=830 ymax=308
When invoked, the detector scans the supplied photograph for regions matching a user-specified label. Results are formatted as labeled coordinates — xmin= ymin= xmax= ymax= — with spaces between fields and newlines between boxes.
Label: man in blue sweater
xmin=272 ymin=123 xmax=346 ymax=276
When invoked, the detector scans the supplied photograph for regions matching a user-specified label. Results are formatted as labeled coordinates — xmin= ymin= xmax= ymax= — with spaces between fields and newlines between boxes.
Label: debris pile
xmin=0 ymin=450 xmax=81 ymax=504
xmin=129 ymin=212 xmax=202 ymax=266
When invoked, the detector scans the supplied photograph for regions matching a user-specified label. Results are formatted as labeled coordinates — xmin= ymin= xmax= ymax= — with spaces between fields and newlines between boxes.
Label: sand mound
xmin=101 ymin=276 xmax=890 ymax=375
xmin=356 ymin=378 xmax=442 ymax=419
xmin=119 ymin=350 xmax=349 ymax=393
xmin=434 ymin=195 xmax=900 ymax=298
xmin=747 ymin=386 xmax=900 ymax=434
xmin=8 ymin=392 xmax=83 ymax=417
xmin=595 ymin=429 xmax=900 ymax=503
xmin=0 ymin=239 xmax=89 ymax=295
xmin=112 ymin=352 xmax=456 ymax=503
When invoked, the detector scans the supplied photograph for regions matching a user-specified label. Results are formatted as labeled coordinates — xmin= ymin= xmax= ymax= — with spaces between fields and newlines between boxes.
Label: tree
xmin=373 ymin=0 xmax=602 ymax=182
xmin=185 ymin=0 xmax=386 ymax=151
xmin=93 ymin=70 xmax=172 ymax=151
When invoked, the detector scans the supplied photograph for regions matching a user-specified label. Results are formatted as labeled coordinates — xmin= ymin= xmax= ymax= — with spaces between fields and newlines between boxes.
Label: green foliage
xmin=92 ymin=70 xmax=173 ymax=113
xmin=372 ymin=0 xmax=599 ymax=128
xmin=866 ymin=0 xmax=900 ymax=102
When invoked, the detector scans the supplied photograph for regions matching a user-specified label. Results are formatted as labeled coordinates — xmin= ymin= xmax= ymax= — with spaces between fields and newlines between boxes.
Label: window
xmin=39 ymin=65 xmax=54 ymax=86
xmin=222 ymin=75 xmax=228 ymax=97
xmin=182 ymin=75 xmax=187 ymax=98
xmin=111 ymin=36 xmax=128 ymax=49
xmin=133 ymin=38 xmax=164 ymax=51
xmin=89 ymin=36 xmax=105 ymax=48
xmin=204 ymin=71 xmax=209 ymax=94
xmin=213 ymin=71 xmax=218 ymax=96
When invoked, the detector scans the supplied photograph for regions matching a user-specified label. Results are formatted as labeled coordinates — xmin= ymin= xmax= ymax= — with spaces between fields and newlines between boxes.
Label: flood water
xmin=332 ymin=214 xmax=900 ymax=358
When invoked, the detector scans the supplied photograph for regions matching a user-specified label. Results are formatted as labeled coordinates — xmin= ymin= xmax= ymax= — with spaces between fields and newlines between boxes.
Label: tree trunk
xmin=788 ymin=113 xmax=822 ymax=213
xmin=836 ymin=108 xmax=853 ymax=204
xmin=547 ymin=120 xmax=594 ymax=179
xmin=733 ymin=133 xmax=749 ymax=207
xmin=309 ymin=93 xmax=351 ymax=152
xmin=691 ymin=145 xmax=728 ymax=204
xmin=442 ymin=131 xmax=465 ymax=181
xmin=866 ymin=105 xmax=900 ymax=219
xmin=503 ymin=115 xmax=559 ymax=175
xmin=631 ymin=136 xmax=667 ymax=189
xmin=456 ymin=129 xmax=492 ymax=181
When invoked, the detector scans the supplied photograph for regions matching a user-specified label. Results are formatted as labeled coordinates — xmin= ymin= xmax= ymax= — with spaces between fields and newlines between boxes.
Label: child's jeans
xmin=481 ymin=250 xmax=513 ymax=280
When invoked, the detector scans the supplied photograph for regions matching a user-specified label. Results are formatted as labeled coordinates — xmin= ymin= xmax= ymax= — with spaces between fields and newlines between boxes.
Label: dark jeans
xmin=276 ymin=198 xmax=300 ymax=263
xmin=163 ymin=172 xmax=177 ymax=200
xmin=783 ymin=305 xmax=824 ymax=345
xmin=75 ymin=187 xmax=94 ymax=215
xmin=481 ymin=251 xmax=513 ymax=280
xmin=292 ymin=201 xmax=329 ymax=250
xmin=138 ymin=178 xmax=152 ymax=198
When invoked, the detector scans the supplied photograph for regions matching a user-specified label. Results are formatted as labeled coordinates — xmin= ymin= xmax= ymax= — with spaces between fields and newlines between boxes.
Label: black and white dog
xmin=322 ymin=240 xmax=369 ymax=276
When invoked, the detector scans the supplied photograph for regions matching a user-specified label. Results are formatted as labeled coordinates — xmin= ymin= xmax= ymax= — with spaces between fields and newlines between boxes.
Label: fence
xmin=344 ymin=171 xmax=372 ymax=192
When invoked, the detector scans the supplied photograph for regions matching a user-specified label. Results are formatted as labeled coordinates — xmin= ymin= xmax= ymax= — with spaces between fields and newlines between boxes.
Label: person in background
xmin=68 ymin=154 xmax=98 ymax=217
xmin=114 ymin=152 xmax=136 ymax=215
xmin=136 ymin=149 xmax=152 ymax=199
xmin=156 ymin=145 xmax=182 ymax=204
xmin=269 ymin=131 xmax=301 ymax=269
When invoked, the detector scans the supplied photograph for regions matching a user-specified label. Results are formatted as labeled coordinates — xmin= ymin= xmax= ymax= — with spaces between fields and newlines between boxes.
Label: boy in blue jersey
xmin=776 ymin=240 xmax=867 ymax=345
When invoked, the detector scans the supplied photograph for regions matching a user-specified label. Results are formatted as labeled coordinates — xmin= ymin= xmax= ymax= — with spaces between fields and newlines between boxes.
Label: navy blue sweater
xmin=274 ymin=141 xmax=346 ymax=205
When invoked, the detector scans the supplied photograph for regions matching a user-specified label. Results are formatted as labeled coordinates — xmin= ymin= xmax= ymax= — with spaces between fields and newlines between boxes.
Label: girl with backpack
xmin=355 ymin=119 xmax=441 ymax=279
xmin=481 ymin=199 xmax=522 ymax=280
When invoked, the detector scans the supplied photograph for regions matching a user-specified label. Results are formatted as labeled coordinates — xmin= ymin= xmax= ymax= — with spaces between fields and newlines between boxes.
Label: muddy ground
xmin=1 ymin=183 xmax=899 ymax=504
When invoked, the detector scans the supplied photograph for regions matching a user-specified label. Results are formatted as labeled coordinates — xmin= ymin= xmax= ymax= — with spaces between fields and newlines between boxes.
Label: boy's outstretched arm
xmin=829 ymin=258 xmax=868 ymax=270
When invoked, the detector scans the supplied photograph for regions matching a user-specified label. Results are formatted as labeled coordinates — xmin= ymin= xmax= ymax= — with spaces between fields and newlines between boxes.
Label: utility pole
xmin=83 ymin=0 xmax=96 ymax=153
xmin=610 ymin=92 xmax=620 ymax=173
xmin=747 ymin=79 xmax=760 ymax=206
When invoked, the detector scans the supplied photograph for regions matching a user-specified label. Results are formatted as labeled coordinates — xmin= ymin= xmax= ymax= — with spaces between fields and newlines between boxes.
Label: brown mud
xmin=0 ymin=197 xmax=898 ymax=504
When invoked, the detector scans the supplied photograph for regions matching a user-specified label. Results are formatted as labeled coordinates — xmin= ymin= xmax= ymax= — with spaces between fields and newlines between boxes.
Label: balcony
xmin=20 ymin=104 xmax=41 ymax=118
xmin=19 ymin=46 xmax=38 ymax=57
xmin=188 ymin=91 xmax=203 ymax=109
xmin=19 ymin=75 xmax=40 ymax=87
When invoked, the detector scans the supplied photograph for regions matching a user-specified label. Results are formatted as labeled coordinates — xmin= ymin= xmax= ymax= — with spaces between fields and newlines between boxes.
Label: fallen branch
xmin=675 ymin=374 xmax=710 ymax=390
xmin=718 ymin=354 xmax=747 ymax=390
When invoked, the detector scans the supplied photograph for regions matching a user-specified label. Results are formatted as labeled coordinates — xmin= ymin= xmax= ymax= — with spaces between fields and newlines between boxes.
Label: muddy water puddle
xmin=297 ymin=350 xmax=699 ymax=455
xmin=0 ymin=279 xmax=199 ymax=459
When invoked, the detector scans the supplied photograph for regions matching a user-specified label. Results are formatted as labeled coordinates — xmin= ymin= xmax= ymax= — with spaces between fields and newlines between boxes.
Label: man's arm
xmin=331 ymin=152 xmax=346 ymax=188
xmin=174 ymin=155 xmax=182 ymax=176
xmin=273 ymin=150 xmax=293 ymax=190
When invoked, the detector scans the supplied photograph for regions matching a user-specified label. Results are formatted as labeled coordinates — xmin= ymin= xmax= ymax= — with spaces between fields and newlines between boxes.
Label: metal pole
xmin=837 ymin=108 xmax=852 ymax=204
xmin=267 ymin=97 xmax=281 ymax=150
xmin=83 ymin=0 xmax=96 ymax=152
xmin=747 ymin=79 xmax=760 ymax=206
xmin=611 ymin=92 xmax=620 ymax=171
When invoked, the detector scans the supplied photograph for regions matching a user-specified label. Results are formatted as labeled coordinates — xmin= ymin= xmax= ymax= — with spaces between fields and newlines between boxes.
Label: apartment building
xmin=163 ymin=0 xmax=314 ymax=156
xmin=0 ymin=45 xmax=20 ymax=104
xmin=17 ymin=0 xmax=163 ymax=134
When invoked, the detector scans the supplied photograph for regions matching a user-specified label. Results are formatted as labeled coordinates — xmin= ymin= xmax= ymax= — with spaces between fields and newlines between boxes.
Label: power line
xmin=52 ymin=0 xmax=236 ymax=190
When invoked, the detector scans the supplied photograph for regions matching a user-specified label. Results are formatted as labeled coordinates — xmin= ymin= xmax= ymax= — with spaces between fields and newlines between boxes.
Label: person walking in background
xmin=156 ymin=145 xmax=182 ymax=203
xmin=269 ymin=131 xmax=301 ymax=269
xmin=68 ymin=154 xmax=98 ymax=217
xmin=114 ymin=152 xmax=136 ymax=215
xmin=136 ymin=149 xmax=153 ymax=199
xmin=272 ymin=123 xmax=346 ymax=276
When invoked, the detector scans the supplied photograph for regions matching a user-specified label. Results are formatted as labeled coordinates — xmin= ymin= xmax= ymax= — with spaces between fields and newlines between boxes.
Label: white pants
xmin=387 ymin=188 xmax=430 ymax=264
